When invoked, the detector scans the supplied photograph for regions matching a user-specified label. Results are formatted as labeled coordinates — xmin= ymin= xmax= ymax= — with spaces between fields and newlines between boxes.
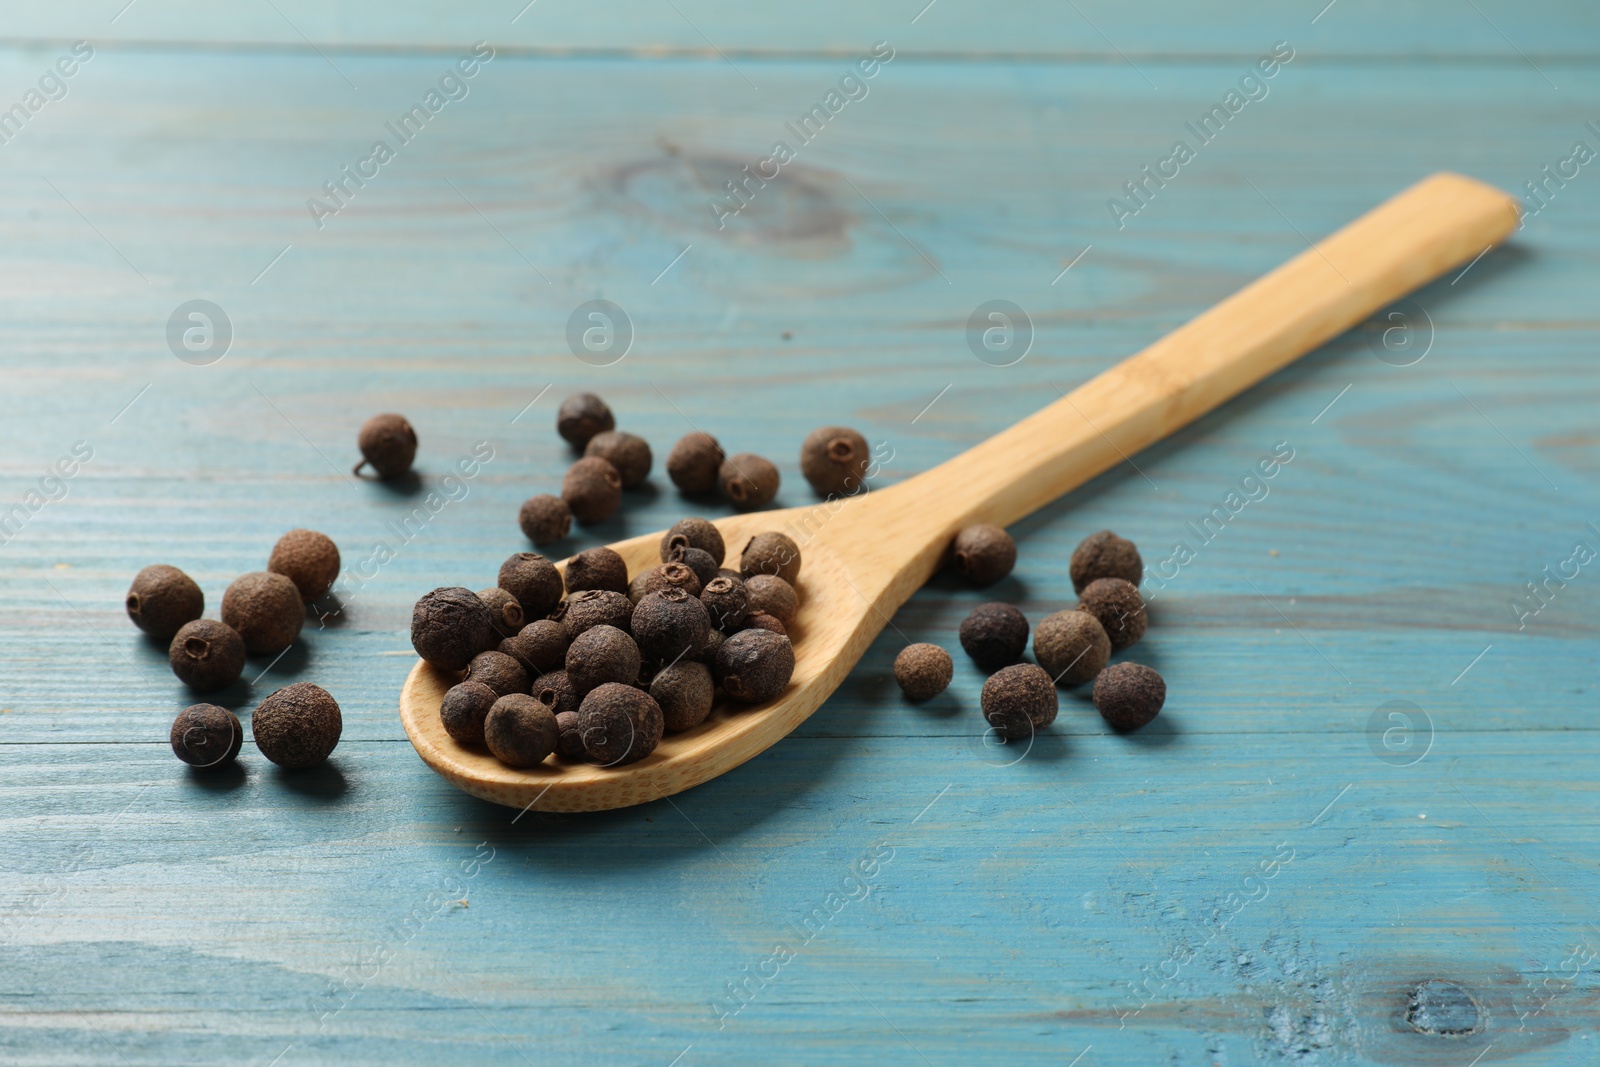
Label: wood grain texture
xmin=0 ymin=5 xmax=1598 ymax=1064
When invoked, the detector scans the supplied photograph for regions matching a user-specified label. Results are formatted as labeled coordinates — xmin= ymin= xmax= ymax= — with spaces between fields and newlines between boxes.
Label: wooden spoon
xmin=400 ymin=172 xmax=1519 ymax=812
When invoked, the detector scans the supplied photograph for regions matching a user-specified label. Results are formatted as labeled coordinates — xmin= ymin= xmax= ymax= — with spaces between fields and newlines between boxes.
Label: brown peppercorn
xmin=476 ymin=587 xmax=526 ymax=638
xmin=699 ymin=575 xmax=748 ymax=634
xmin=981 ymin=663 xmax=1058 ymax=741
xmin=665 ymin=433 xmax=724 ymax=495
xmin=893 ymin=643 xmax=953 ymax=701
xmin=742 ymin=611 xmax=787 ymax=636
xmin=1093 ymin=662 xmax=1165 ymax=731
xmin=484 ymin=693 xmax=559 ymax=768
xmin=1033 ymin=609 xmax=1110 ymax=686
xmin=719 ymin=452 xmax=781 ymax=511
xmin=951 ymin=524 xmax=1016 ymax=587
xmin=168 ymin=619 xmax=247 ymax=692
xmin=695 ymin=627 xmax=724 ymax=663
xmin=531 ymin=670 xmax=581 ymax=716
xmin=578 ymin=682 xmax=664 ymax=765
xmin=411 ymin=586 xmax=496 ymax=672
xmin=501 ymin=620 xmax=569 ymax=676
xmin=556 ymin=392 xmax=614 ymax=449
xmin=268 ymin=529 xmax=341 ymax=602
xmin=1070 ymin=530 xmax=1143 ymax=592
xmin=740 ymin=532 xmax=801 ymax=585
xmin=354 ymin=413 xmax=417 ymax=479
xmin=629 ymin=561 xmax=701 ymax=604
xmin=559 ymin=589 xmax=633 ymax=640
xmin=126 ymin=564 xmax=204 ymax=640
xmin=564 ymin=546 xmax=629 ymax=595
xmin=742 ymin=574 xmax=797 ymax=625
xmin=170 ymin=703 xmax=243 ymax=768
xmin=651 ymin=660 xmax=714 ymax=733
xmin=251 ymin=682 xmax=341 ymax=769
xmin=799 ymin=425 xmax=871 ymax=497
xmin=660 ymin=517 xmax=725 ymax=565
xmin=632 ymin=588 xmax=711 ymax=663
xmin=1077 ymin=577 xmax=1147 ymax=651
xmin=958 ymin=602 xmax=1029 ymax=671
xmin=439 ymin=680 xmax=498 ymax=747
xmin=465 ymin=650 xmax=530 ymax=698
xmin=565 ymin=624 xmax=641 ymax=696
xmin=554 ymin=710 xmax=586 ymax=760
xmin=221 ymin=571 xmax=304 ymax=655
xmin=562 ymin=456 xmax=623 ymax=525
xmin=667 ymin=543 xmax=720 ymax=588
xmin=584 ymin=430 xmax=652 ymax=490
xmin=715 ymin=629 xmax=795 ymax=703
xmin=498 ymin=552 xmax=564 ymax=620
xmin=519 ymin=494 xmax=571 ymax=545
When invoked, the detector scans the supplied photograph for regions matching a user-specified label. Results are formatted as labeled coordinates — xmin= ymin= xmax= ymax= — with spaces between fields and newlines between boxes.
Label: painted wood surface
xmin=0 ymin=3 xmax=1597 ymax=1064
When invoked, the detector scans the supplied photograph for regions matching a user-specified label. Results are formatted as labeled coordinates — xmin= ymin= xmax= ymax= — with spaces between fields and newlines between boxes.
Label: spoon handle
xmin=880 ymin=172 xmax=1520 ymax=533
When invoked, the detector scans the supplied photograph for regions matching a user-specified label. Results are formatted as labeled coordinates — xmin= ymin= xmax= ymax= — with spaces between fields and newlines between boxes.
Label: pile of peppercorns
xmin=893 ymin=527 xmax=1166 ymax=742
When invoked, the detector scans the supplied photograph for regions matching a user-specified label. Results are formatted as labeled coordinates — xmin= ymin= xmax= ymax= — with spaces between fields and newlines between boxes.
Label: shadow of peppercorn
xmin=249 ymin=640 xmax=314 ymax=683
xmin=271 ymin=760 xmax=349 ymax=801
xmin=181 ymin=760 xmax=248 ymax=793
xmin=369 ymin=470 xmax=425 ymax=498
xmin=308 ymin=592 xmax=349 ymax=628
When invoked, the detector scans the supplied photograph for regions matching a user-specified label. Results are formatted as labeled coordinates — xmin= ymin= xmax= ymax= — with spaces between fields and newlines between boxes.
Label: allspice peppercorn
xmin=1093 ymin=662 xmax=1165 ymax=731
xmin=354 ymin=413 xmax=417 ymax=479
xmin=578 ymin=682 xmax=664 ymax=765
xmin=252 ymin=682 xmax=341 ymax=769
xmin=719 ymin=452 xmax=781 ymax=511
xmin=660 ymin=517 xmax=724 ymax=564
xmin=498 ymin=552 xmax=564 ymax=620
xmin=650 ymin=660 xmax=714 ymax=733
xmin=742 ymin=574 xmax=797 ymax=625
xmin=743 ymin=611 xmax=787 ymax=635
xmin=556 ymin=392 xmax=614 ymax=449
xmin=1033 ymin=609 xmax=1110 ymax=686
xmin=1070 ymin=530 xmax=1143 ymax=592
xmin=532 ymin=670 xmax=581 ymax=716
xmin=484 ymin=693 xmax=559 ymax=768
xmin=951 ymin=524 xmax=1016 ymax=587
xmin=893 ymin=643 xmax=953 ymax=701
xmin=411 ymin=586 xmax=495 ymax=671
xmin=439 ymin=680 xmax=499 ymax=747
xmin=584 ymin=430 xmax=653 ymax=490
xmin=629 ymin=561 xmax=701 ymax=604
xmin=696 ymin=627 xmax=724 ymax=664
xmin=126 ymin=564 xmax=204 ymax=640
xmin=221 ymin=571 xmax=304 ymax=655
xmin=476 ymin=587 xmax=526 ymax=638
xmin=465 ymin=650 xmax=530 ymax=698
xmin=667 ymin=543 xmax=720 ymax=588
xmin=501 ymin=620 xmax=569 ymax=676
xmin=169 ymin=619 xmax=247 ymax=692
xmin=565 ymin=624 xmax=642 ymax=696
xmin=519 ymin=494 xmax=571 ymax=545
xmin=981 ymin=663 xmax=1058 ymax=741
xmin=559 ymin=589 xmax=633 ymax=640
xmin=562 ymin=456 xmax=623 ymax=525
xmin=268 ymin=529 xmax=341 ymax=602
xmin=564 ymin=546 xmax=629 ymax=595
xmin=632 ymin=588 xmax=711 ymax=663
xmin=740 ymin=531 xmax=801 ymax=585
xmin=1077 ymin=577 xmax=1147 ymax=651
xmin=666 ymin=433 xmax=724 ymax=495
xmin=799 ymin=425 xmax=871 ymax=498
xmin=698 ymin=575 xmax=748 ymax=634
xmin=170 ymin=703 xmax=243 ymax=768
xmin=958 ymin=602 xmax=1029 ymax=671
xmin=715 ymin=629 xmax=795 ymax=703
xmin=554 ymin=710 xmax=586 ymax=760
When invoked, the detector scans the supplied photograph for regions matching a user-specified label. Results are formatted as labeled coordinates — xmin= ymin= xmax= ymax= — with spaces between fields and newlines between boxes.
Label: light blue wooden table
xmin=2 ymin=3 xmax=1597 ymax=1063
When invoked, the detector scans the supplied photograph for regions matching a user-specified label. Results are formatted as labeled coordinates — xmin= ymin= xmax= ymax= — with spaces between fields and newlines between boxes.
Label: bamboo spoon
xmin=400 ymin=172 xmax=1519 ymax=812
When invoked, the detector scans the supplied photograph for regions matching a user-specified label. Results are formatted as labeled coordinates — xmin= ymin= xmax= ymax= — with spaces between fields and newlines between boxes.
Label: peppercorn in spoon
xmin=400 ymin=173 xmax=1519 ymax=811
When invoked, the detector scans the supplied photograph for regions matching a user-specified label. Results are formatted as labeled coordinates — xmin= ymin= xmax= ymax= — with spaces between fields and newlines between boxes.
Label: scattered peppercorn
xmin=632 ymin=588 xmax=711 ymax=663
xmin=484 ymin=693 xmax=560 ymax=768
xmin=584 ymin=430 xmax=652 ymax=490
xmin=715 ymin=629 xmax=795 ymax=703
xmin=531 ymin=670 xmax=581 ymax=716
xmin=554 ymin=710 xmax=586 ymax=760
xmin=578 ymin=682 xmax=664 ymax=765
xmin=651 ymin=660 xmax=714 ymax=733
xmin=958 ymin=602 xmax=1029 ymax=671
xmin=354 ymin=413 xmax=417 ymax=478
xmin=894 ymin=644 xmax=953 ymax=701
xmin=799 ymin=425 xmax=871 ymax=497
xmin=126 ymin=564 xmax=204 ymax=640
xmin=666 ymin=433 xmax=724 ymax=495
xmin=501 ymin=620 xmax=569 ymax=676
xmin=411 ymin=586 xmax=496 ymax=671
xmin=476 ymin=587 xmax=526 ymax=638
xmin=519 ymin=494 xmax=572 ymax=545
xmin=740 ymin=532 xmax=801 ymax=585
xmin=742 ymin=574 xmax=797 ymax=625
xmin=719 ymin=452 xmax=780 ymax=511
xmin=562 ymin=456 xmax=624 ymax=525
xmin=440 ymin=680 xmax=498 ymax=746
xmin=1070 ymin=530 xmax=1143 ymax=592
xmin=221 ymin=571 xmax=304 ymax=655
xmin=170 ymin=703 xmax=243 ymax=768
xmin=660 ymin=517 xmax=725 ymax=565
xmin=252 ymin=682 xmax=341 ymax=769
xmin=465 ymin=650 xmax=530 ymax=698
xmin=565 ymin=546 xmax=629 ymax=595
xmin=268 ymin=529 xmax=341 ymax=602
xmin=1077 ymin=577 xmax=1147 ymax=651
xmin=498 ymin=552 xmax=564 ymax=620
xmin=168 ymin=619 xmax=247 ymax=692
xmin=951 ymin=524 xmax=1016 ymax=587
xmin=556 ymin=392 xmax=615 ymax=449
xmin=559 ymin=589 xmax=634 ymax=640
xmin=565 ymin=624 xmax=642 ymax=696
xmin=1093 ymin=662 xmax=1165 ymax=731
xmin=981 ymin=663 xmax=1058 ymax=741
xmin=742 ymin=611 xmax=787 ymax=636
xmin=1033 ymin=609 xmax=1110 ymax=686
xmin=699 ymin=575 xmax=748 ymax=634
xmin=668 ymin=543 xmax=720 ymax=588
xmin=629 ymin=561 xmax=701 ymax=604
